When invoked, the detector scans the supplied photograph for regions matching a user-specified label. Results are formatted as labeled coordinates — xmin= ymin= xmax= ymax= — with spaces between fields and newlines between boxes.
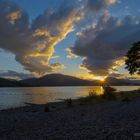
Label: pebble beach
xmin=0 ymin=96 xmax=140 ymax=140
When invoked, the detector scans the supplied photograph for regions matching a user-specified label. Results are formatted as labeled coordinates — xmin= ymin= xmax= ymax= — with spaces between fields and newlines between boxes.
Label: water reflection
xmin=89 ymin=86 xmax=104 ymax=95
xmin=0 ymin=86 xmax=139 ymax=109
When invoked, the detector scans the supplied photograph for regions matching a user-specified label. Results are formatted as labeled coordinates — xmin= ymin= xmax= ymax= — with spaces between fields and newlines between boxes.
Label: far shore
xmin=0 ymin=85 xmax=140 ymax=88
xmin=0 ymin=89 xmax=140 ymax=139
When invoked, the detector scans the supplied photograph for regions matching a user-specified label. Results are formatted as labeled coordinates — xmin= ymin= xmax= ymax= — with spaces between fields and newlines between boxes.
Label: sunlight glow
xmin=93 ymin=76 xmax=107 ymax=82
xmin=75 ymin=71 xmax=107 ymax=82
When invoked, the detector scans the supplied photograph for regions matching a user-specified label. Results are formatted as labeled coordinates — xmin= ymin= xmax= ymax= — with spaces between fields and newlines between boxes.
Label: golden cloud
xmin=7 ymin=10 xmax=22 ymax=24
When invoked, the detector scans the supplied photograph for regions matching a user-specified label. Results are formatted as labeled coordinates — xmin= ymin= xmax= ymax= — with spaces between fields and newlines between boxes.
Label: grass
xmin=78 ymin=86 xmax=140 ymax=105
xmin=101 ymin=86 xmax=117 ymax=100
xmin=47 ymin=87 xmax=140 ymax=110
xmin=117 ymin=88 xmax=140 ymax=101
xmin=78 ymin=89 xmax=104 ymax=104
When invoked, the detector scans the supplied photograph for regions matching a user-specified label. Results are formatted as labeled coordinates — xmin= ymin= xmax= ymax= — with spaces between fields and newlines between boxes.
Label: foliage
xmin=102 ymin=86 xmax=117 ymax=100
xmin=78 ymin=87 xmax=140 ymax=105
xmin=44 ymin=105 xmax=50 ymax=112
xmin=121 ymin=97 xmax=131 ymax=102
xmin=65 ymin=98 xmax=72 ymax=108
xmin=125 ymin=41 xmax=140 ymax=75
xmin=78 ymin=90 xmax=102 ymax=104
xmin=78 ymin=87 xmax=117 ymax=104
xmin=88 ymin=90 xmax=98 ymax=98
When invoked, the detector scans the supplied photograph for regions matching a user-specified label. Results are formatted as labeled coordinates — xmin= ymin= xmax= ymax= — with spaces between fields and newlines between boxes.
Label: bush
xmin=78 ymin=90 xmax=100 ymax=104
xmin=44 ymin=105 xmax=50 ymax=112
xmin=121 ymin=97 xmax=131 ymax=102
xmin=88 ymin=90 xmax=98 ymax=98
xmin=101 ymin=86 xmax=117 ymax=100
xmin=78 ymin=86 xmax=117 ymax=105
xmin=65 ymin=98 xmax=72 ymax=108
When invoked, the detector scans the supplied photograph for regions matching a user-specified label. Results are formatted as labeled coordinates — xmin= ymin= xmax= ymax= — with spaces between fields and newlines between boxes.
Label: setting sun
xmin=100 ymin=78 xmax=106 ymax=82
xmin=0 ymin=0 xmax=140 ymax=139
xmin=93 ymin=76 xmax=107 ymax=82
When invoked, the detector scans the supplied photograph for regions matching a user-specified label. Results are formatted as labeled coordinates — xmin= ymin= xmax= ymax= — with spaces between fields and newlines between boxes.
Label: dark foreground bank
xmin=0 ymin=90 xmax=140 ymax=140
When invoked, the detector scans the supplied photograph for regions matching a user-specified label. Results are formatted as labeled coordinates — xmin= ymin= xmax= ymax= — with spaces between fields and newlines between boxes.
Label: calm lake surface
xmin=0 ymin=86 xmax=139 ymax=110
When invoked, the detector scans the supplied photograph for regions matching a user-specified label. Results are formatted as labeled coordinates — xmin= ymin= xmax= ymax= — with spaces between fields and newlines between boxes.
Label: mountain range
xmin=0 ymin=73 xmax=140 ymax=87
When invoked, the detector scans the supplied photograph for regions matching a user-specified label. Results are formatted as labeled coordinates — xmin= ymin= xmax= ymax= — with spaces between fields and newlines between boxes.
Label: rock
xmin=44 ymin=106 xmax=50 ymax=112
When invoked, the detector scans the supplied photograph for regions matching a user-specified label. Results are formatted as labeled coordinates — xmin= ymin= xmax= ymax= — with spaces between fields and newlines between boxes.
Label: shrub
xmin=44 ymin=105 xmax=50 ymax=112
xmin=121 ymin=97 xmax=131 ymax=102
xmin=102 ymin=86 xmax=117 ymax=100
xmin=65 ymin=98 xmax=72 ymax=108
xmin=88 ymin=90 xmax=98 ymax=98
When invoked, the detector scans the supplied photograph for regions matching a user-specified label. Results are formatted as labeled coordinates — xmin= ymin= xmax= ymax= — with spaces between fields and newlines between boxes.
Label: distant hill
xmin=0 ymin=74 xmax=140 ymax=87
xmin=0 ymin=78 xmax=26 ymax=87
xmin=21 ymin=74 xmax=140 ymax=86
xmin=106 ymin=77 xmax=140 ymax=86
xmin=21 ymin=74 xmax=97 ymax=86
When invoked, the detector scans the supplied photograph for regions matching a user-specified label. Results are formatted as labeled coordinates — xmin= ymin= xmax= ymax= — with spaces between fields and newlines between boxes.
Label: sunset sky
xmin=0 ymin=0 xmax=140 ymax=80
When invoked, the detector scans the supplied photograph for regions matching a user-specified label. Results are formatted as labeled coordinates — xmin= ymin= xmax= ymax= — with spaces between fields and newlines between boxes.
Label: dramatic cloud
xmin=0 ymin=0 xmax=82 ymax=75
xmin=83 ymin=0 xmax=117 ymax=13
xmin=0 ymin=0 xmax=128 ymax=77
xmin=70 ymin=12 xmax=140 ymax=76
xmin=66 ymin=48 xmax=78 ymax=59
xmin=0 ymin=70 xmax=33 ymax=80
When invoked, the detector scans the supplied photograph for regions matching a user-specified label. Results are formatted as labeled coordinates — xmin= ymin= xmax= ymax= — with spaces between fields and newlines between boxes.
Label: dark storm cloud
xmin=0 ymin=0 xmax=82 ymax=76
xmin=84 ymin=0 xmax=117 ymax=13
xmin=70 ymin=12 xmax=140 ymax=76
xmin=0 ymin=0 xmax=129 ymax=77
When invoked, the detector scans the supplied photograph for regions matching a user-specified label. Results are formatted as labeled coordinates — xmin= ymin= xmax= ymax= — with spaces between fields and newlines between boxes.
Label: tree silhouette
xmin=125 ymin=41 xmax=140 ymax=75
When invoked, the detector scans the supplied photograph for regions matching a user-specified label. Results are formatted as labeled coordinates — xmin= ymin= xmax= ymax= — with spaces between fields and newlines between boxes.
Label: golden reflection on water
xmin=20 ymin=86 xmax=105 ymax=105
xmin=89 ymin=86 xmax=104 ymax=95
xmin=0 ymin=86 xmax=140 ymax=109
xmin=23 ymin=87 xmax=52 ymax=104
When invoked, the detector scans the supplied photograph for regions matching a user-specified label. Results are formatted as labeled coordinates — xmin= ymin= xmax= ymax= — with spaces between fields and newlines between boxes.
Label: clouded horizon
xmin=0 ymin=0 xmax=140 ymax=80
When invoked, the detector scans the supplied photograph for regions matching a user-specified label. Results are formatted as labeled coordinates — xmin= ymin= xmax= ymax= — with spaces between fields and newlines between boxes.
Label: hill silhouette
xmin=21 ymin=74 xmax=97 ymax=86
xmin=0 ymin=78 xmax=26 ymax=87
xmin=0 ymin=74 xmax=139 ymax=87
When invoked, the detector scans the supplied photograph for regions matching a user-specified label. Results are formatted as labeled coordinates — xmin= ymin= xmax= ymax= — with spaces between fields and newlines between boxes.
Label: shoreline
xmin=0 ymin=85 xmax=140 ymax=88
xmin=0 ymin=90 xmax=140 ymax=139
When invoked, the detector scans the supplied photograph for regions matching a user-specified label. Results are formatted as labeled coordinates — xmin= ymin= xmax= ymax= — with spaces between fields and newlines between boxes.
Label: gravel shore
xmin=0 ymin=98 xmax=140 ymax=140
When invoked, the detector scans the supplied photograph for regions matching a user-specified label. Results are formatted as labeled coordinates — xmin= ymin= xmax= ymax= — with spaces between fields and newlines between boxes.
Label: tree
xmin=125 ymin=41 xmax=140 ymax=75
